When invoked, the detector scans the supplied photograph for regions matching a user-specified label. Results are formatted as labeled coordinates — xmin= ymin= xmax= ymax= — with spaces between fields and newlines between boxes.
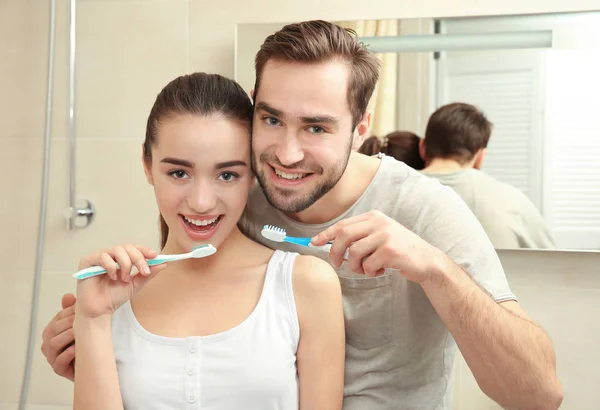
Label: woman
xmin=359 ymin=131 xmax=425 ymax=170
xmin=73 ymin=73 xmax=345 ymax=410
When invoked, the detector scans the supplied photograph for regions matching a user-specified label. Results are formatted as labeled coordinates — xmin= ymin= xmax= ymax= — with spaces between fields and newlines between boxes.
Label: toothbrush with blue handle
xmin=73 ymin=244 xmax=217 ymax=280
xmin=261 ymin=225 xmax=349 ymax=259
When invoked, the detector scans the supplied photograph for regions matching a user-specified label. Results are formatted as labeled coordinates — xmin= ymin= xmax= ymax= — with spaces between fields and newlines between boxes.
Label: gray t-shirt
xmin=239 ymin=155 xmax=516 ymax=410
xmin=422 ymin=169 xmax=556 ymax=250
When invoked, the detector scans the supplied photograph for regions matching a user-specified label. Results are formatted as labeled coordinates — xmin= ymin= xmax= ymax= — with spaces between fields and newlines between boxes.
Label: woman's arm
xmin=73 ymin=314 xmax=124 ymax=410
xmin=72 ymin=244 xmax=165 ymax=410
xmin=293 ymin=255 xmax=345 ymax=410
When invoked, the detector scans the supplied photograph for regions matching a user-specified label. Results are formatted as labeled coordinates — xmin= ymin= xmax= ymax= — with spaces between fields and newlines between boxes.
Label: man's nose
xmin=275 ymin=132 xmax=304 ymax=167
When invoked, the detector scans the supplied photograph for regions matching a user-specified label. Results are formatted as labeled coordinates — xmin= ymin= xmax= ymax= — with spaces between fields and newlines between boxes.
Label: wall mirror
xmin=235 ymin=11 xmax=600 ymax=251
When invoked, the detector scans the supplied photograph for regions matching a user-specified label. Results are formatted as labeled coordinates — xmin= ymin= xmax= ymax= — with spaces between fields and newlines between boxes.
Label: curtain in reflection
xmin=335 ymin=19 xmax=398 ymax=139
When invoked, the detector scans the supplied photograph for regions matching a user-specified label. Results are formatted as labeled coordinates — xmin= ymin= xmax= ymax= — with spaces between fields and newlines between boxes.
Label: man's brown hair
xmin=254 ymin=20 xmax=381 ymax=129
xmin=424 ymin=102 xmax=493 ymax=164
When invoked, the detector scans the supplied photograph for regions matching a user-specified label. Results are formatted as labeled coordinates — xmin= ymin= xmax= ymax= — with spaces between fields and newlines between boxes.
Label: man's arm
xmin=421 ymin=256 xmax=563 ymax=410
xmin=311 ymin=207 xmax=563 ymax=410
xmin=41 ymin=293 xmax=77 ymax=382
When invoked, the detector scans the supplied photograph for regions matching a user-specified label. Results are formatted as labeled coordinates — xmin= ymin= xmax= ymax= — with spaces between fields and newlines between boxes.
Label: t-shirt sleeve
xmin=410 ymin=181 xmax=517 ymax=303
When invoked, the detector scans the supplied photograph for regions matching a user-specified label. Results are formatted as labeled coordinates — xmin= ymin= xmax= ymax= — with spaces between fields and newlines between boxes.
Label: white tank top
xmin=111 ymin=250 xmax=300 ymax=410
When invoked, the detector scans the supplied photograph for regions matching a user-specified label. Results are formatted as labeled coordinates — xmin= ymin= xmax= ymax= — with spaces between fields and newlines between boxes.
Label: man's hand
xmin=41 ymin=293 xmax=77 ymax=381
xmin=311 ymin=210 xmax=445 ymax=282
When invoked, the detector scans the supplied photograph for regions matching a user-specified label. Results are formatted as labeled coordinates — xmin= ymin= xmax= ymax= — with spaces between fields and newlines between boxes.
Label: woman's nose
xmin=187 ymin=180 xmax=218 ymax=213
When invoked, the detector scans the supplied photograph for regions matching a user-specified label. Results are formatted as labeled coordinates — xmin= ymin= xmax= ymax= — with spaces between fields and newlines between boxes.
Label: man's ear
xmin=250 ymin=89 xmax=255 ymax=100
xmin=142 ymin=144 xmax=154 ymax=185
xmin=473 ymin=148 xmax=487 ymax=170
xmin=352 ymin=112 xmax=372 ymax=150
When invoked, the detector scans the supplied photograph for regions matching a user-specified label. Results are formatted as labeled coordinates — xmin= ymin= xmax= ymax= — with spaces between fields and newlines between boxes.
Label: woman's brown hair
xmin=359 ymin=131 xmax=425 ymax=170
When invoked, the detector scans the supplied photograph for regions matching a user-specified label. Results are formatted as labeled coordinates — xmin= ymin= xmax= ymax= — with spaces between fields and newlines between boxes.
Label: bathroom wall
xmin=453 ymin=249 xmax=600 ymax=409
xmin=1 ymin=0 xmax=599 ymax=409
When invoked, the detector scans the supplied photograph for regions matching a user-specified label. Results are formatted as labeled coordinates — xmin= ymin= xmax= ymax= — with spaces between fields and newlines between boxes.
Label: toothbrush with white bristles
xmin=72 ymin=244 xmax=217 ymax=280
xmin=261 ymin=225 xmax=349 ymax=259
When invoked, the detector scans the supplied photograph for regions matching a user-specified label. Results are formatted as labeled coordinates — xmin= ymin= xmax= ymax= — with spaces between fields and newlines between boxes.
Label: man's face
xmin=251 ymin=59 xmax=355 ymax=213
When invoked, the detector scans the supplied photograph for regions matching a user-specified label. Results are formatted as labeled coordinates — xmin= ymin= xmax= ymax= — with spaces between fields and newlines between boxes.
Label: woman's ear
xmin=142 ymin=144 xmax=154 ymax=185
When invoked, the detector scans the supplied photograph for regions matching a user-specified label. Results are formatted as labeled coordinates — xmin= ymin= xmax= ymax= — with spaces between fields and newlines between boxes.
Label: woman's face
xmin=144 ymin=113 xmax=253 ymax=252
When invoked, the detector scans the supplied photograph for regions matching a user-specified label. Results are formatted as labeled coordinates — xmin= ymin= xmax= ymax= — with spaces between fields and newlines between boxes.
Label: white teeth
xmin=274 ymin=169 xmax=306 ymax=180
xmin=185 ymin=216 xmax=219 ymax=226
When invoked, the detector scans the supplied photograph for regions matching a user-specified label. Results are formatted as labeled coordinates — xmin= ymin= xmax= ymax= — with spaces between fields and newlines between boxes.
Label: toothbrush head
xmin=261 ymin=225 xmax=287 ymax=242
xmin=189 ymin=244 xmax=217 ymax=258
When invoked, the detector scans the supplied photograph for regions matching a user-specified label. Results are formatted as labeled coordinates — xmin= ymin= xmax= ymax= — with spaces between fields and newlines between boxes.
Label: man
xmin=421 ymin=102 xmax=556 ymax=249
xmin=42 ymin=20 xmax=563 ymax=410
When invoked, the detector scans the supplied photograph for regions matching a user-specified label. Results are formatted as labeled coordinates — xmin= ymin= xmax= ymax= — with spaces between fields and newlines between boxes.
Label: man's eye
xmin=264 ymin=117 xmax=281 ymax=126
xmin=308 ymin=126 xmax=325 ymax=134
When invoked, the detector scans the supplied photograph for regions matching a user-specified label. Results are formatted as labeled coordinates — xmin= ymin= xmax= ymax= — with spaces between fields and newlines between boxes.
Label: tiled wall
xmin=453 ymin=249 xmax=600 ymax=409
xmin=1 ymin=0 xmax=599 ymax=408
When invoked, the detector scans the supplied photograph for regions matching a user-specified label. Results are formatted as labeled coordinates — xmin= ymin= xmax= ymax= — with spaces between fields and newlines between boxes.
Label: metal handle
xmin=64 ymin=0 xmax=94 ymax=231
xmin=64 ymin=199 xmax=95 ymax=229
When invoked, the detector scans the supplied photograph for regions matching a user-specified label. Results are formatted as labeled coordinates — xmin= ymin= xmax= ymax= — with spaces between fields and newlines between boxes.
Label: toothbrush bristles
xmin=264 ymin=225 xmax=286 ymax=234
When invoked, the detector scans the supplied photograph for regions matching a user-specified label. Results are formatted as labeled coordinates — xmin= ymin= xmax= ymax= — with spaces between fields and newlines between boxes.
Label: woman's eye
xmin=308 ymin=126 xmax=325 ymax=134
xmin=218 ymin=172 xmax=239 ymax=182
xmin=169 ymin=170 xmax=189 ymax=179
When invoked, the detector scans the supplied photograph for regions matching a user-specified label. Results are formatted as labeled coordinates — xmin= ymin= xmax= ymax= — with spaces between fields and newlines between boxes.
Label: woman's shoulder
xmin=289 ymin=255 xmax=343 ymax=336
xmin=291 ymin=255 xmax=341 ymax=299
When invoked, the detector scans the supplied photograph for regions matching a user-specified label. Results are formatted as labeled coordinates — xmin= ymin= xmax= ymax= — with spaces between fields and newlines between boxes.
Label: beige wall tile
xmin=1 ymin=136 xmax=159 ymax=273
xmin=452 ymin=273 xmax=600 ymax=410
xmin=0 ymin=0 xmax=48 ymax=138
xmin=75 ymin=0 xmax=188 ymax=139
xmin=0 ymin=0 xmax=69 ymax=140
xmin=0 ymin=137 xmax=44 ymax=271
xmin=512 ymin=285 xmax=600 ymax=410
xmin=0 ymin=405 xmax=72 ymax=410
xmin=42 ymin=138 xmax=160 ymax=272
xmin=498 ymin=249 xmax=600 ymax=290
xmin=29 ymin=406 xmax=72 ymax=410
xmin=460 ymin=0 xmax=600 ymax=17
xmin=0 ymin=136 xmax=157 ymax=273
xmin=0 ymin=270 xmax=32 ymax=402
xmin=235 ymin=22 xmax=288 ymax=92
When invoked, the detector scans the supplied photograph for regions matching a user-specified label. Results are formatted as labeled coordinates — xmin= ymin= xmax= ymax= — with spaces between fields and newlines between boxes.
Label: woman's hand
xmin=75 ymin=244 xmax=167 ymax=319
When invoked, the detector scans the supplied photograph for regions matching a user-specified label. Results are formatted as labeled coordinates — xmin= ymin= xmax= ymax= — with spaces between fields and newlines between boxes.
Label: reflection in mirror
xmin=235 ymin=12 xmax=600 ymax=251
